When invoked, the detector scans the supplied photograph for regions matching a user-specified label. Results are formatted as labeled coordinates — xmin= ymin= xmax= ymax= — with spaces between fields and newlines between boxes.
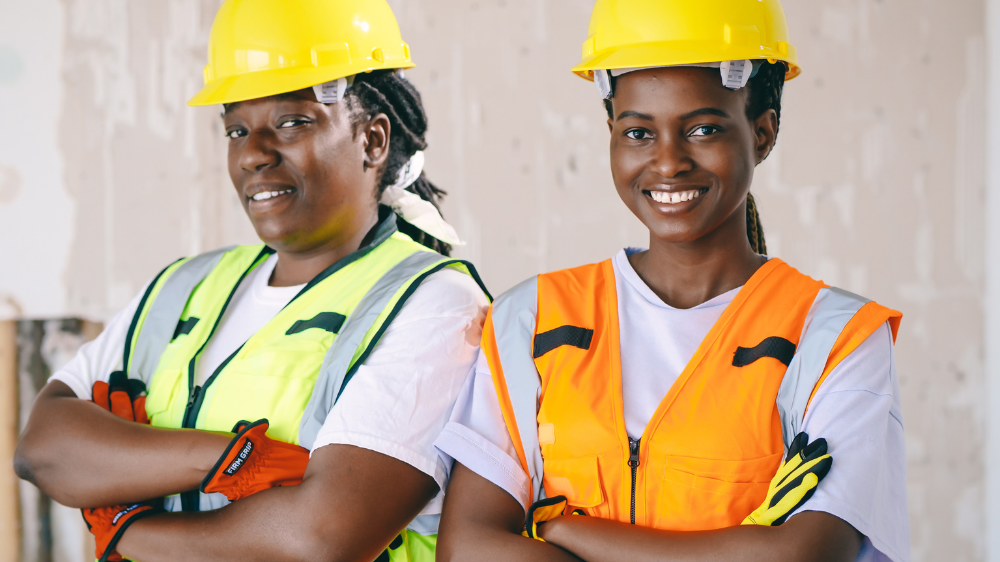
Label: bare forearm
xmin=438 ymin=519 xmax=582 ymax=562
xmin=436 ymin=463 xmax=581 ymax=562
xmin=14 ymin=381 xmax=229 ymax=507
xmin=117 ymin=486 xmax=320 ymax=562
xmin=117 ymin=444 xmax=439 ymax=562
xmin=539 ymin=512 xmax=862 ymax=562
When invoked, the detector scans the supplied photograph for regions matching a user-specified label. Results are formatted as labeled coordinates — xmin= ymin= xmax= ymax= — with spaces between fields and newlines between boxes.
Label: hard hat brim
xmin=187 ymin=61 xmax=416 ymax=107
xmin=571 ymin=41 xmax=800 ymax=83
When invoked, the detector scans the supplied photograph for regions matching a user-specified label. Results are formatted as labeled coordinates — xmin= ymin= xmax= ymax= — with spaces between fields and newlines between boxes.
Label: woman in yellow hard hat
xmin=15 ymin=1 xmax=488 ymax=561
xmin=436 ymin=1 xmax=909 ymax=561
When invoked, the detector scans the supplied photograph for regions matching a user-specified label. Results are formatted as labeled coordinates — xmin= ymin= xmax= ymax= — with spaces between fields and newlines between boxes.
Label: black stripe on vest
xmin=533 ymin=326 xmax=594 ymax=359
xmin=285 ymin=312 xmax=347 ymax=336
xmin=732 ymin=336 xmax=796 ymax=367
xmin=172 ymin=317 xmax=200 ymax=341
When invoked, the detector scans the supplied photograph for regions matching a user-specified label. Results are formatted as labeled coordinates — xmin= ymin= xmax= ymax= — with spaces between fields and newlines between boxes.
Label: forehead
xmin=612 ymin=67 xmax=746 ymax=117
xmin=223 ymin=88 xmax=318 ymax=115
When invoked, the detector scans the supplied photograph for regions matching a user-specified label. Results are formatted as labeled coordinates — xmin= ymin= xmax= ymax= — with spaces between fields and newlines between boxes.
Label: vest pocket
xmin=145 ymin=369 xmax=184 ymax=427
xmin=199 ymin=372 xmax=316 ymax=444
xmin=542 ymin=456 xmax=606 ymax=515
xmin=656 ymin=451 xmax=783 ymax=530
xmin=233 ymin=340 xmax=330 ymax=381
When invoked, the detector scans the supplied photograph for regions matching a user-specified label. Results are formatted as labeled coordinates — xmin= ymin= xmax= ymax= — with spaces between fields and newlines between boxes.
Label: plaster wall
xmin=0 ymin=0 xmax=988 ymax=560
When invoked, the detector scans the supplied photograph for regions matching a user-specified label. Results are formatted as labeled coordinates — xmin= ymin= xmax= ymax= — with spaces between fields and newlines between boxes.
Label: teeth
xmin=649 ymin=189 xmax=703 ymax=204
xmin=251 ymin=190 xmax=292 ymax=202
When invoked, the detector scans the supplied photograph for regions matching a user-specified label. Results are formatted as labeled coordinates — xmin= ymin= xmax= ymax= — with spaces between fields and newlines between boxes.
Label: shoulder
xmin=395 ymin=265 xmax=490 ymax=322
xmin=819 ymin=321 xmax=897 ymax=398
xmin=492 ymin=259 xmax=614 ymax=308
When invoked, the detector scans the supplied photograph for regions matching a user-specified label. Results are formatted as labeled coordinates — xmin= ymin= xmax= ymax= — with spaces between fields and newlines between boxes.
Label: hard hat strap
xmin=312 ymin=75 xmax=356 ymax=104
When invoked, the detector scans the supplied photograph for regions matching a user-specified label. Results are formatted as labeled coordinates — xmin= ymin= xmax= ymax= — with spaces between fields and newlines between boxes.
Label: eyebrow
xmin=615 ymin=107 xmax=731 ymax=122
xmin=222 ymin=92 xmax=309 ymax=115
xmin=615 ymin=110 xmax=654 ymax=121
xmin=679 ymin=107 xmax=730 ymax=120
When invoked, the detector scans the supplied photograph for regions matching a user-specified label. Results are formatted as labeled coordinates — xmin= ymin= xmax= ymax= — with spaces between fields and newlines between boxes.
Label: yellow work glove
xmin=742 ymin=432 xmax=833 ymax=526
xmin=522 ymin=496 xmax=586 ymax=541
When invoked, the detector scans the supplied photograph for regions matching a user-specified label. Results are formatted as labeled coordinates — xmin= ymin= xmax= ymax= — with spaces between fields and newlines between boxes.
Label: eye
xmin=690 ymin=125 xmax=720 ymax=137
xmin=278 ymin=118 xmax=311 ymax=129
xmin=625 ymin=129 xmax=652 ymax=140
xmin=225 ymin=128 xmax=246 ymax=140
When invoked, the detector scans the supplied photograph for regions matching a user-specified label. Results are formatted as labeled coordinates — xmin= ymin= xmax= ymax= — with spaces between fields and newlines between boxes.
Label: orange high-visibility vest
xmin=482 ymin=258 xmax=900 ymax=530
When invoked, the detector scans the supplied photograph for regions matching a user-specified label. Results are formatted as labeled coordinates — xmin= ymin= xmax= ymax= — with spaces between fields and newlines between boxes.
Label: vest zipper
xmin=628 ymin=437 xmax=640 ymax=525
xmin=177 ymin=250 xmax=270 ymax=513
xmin=180 ymin=385 xmax=204 ymax=512
xmin=182 ymin=385 xmax=201 ymax=428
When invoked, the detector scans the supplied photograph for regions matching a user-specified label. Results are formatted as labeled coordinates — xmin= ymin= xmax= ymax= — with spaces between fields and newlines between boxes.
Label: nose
xmin=650 ymin=135 xmax=694 ymax=179
xmin=238 ymin=129 xmax=281 ymax=172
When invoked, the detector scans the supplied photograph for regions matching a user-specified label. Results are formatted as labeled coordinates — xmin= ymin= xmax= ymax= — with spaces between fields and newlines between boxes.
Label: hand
xmin=82 ymin=499 xmax=164 ymax=562
xmin=92 ymin=371 xmax=149 ymax=424
xmin=522 ymin=495 xmax=586 ymax=541
xmin=201 ymin=419 xmax=310 ymax=501
xmin=742 ymin=432 xmax=832 ymax=526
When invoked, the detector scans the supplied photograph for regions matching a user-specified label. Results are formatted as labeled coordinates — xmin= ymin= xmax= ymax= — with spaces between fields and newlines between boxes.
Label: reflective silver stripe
xmin=489 ymin=276 xmax=546 ymax=503
xmin=297 ymin=251 xmax=450 ymax=450
xmin=130 ymin=246 xmax=233 ymax=384
xmin=407 ymin=514 xmax=440 ymax=535
xmin=776 ymin=287 xmax=869 ymax=449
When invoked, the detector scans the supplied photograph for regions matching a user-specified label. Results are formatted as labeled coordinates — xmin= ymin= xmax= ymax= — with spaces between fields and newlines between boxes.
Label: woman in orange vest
xmin=435 ymin=1 xmax=909 ymax=561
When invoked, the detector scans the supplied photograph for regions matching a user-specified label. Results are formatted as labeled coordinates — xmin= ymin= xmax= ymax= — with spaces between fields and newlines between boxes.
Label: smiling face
xmin=223 ymin=88 xmax=389 ymax=255
xmin=608 ymin=67 xmax=777 ymax=248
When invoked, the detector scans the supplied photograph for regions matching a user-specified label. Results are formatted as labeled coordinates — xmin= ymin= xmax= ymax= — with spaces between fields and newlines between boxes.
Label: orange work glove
xmin=82 ymin=499 xmax=164 ymax=562
xmin=201 ymin=419 xmax=310 ymax=501
xmin=92 ymin=371 xmax=149 ymax=424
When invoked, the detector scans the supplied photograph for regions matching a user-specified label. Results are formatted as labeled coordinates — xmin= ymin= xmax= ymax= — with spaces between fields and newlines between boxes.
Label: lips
xmin=644 ymin=187 xmax=708 ymax=205
xmin=244 ymin=181 xmax=297 ymax=206
xmin=250 ymin=189 xmax=294 ymax=202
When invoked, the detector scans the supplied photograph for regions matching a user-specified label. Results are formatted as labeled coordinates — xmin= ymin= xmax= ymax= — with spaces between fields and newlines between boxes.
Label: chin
xmin=251 ymin=224 xmax=295 ymax=249
xmin=644 ymin=221 xmax=708 ymax=245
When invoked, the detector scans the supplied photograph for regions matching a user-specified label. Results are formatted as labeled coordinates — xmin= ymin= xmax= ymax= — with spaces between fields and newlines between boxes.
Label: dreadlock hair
xmin=601 ymin=61 xmax=786 ymax=255
xmin=742 ymin=61 xmax=786 ymax=255
xmin=344 ymin=70 xmax=451 ymax=255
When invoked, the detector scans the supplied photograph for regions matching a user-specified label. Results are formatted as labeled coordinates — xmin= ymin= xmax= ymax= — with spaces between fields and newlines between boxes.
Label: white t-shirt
xmin=435 ymin=249 xmax=910 ymax=562
xmin=53 ymin=252 xmax=490 ymax=517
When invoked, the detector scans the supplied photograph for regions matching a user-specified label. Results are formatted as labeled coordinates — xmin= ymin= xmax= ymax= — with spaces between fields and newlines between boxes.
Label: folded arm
xmin=538 ymin=510 xmax=861 ymax=562
xmin=116 ymin=443 xmax=439 ymax=562
xmin=438 ymin=462 xmax=862 ymax=562
xmin=14 ymin=380 xmax=230 ymax=507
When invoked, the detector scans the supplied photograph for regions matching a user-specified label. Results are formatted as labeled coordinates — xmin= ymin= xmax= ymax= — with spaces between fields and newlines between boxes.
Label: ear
xmin=362 ymin=113 xmax=391 ymax=170
xmin=753 ymin=108 xmax=778 ymax=165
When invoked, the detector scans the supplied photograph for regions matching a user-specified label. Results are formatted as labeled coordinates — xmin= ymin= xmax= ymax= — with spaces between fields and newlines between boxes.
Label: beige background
xmin=0 ymin=0 xmax=992 ymax=560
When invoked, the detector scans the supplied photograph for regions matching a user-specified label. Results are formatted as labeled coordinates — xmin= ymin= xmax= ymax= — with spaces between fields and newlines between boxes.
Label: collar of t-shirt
xmin=613 ymin=249 xmax=742 ymax=439
xmin=196 ymin=254 xmax=305 ymax=385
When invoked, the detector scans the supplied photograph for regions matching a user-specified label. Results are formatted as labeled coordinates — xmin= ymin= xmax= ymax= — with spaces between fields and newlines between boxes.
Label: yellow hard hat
xmin=572 ymin=0 xmax=800 ymax=83
xmin=188 ymin=0 xmax=415 ymax=106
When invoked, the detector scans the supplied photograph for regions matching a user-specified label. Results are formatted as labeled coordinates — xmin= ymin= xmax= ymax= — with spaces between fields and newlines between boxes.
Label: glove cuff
xmin=98 ymin=503 xmax=164 ymax=562
xmin=201 ymin=419 xmax=269 ymax=493
xmin=524 ymin=495 xmax=568 ymax=540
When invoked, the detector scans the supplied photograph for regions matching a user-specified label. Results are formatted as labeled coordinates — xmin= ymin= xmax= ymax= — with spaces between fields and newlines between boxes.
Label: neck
xmin=629 ymin=212 xmax=765 ymax=310
xmin=269 ymin=211 xmax=382 ymax=287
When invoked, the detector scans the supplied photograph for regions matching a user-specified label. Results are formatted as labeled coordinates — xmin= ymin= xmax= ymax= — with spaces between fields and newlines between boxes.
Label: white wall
xmin=0 ymin=0 xmax=71 ymax=319
xmin=0 ymin=0 xmax=990 ymax=559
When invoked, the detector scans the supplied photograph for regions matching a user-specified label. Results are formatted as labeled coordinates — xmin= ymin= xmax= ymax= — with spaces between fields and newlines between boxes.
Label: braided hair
xmin=344 ymin=70 xmax=451 ymax=255
xmin=742 ymin=61 xmax=786 ymax=254
xmin=602 ymin=62 xmax=786 ymax=254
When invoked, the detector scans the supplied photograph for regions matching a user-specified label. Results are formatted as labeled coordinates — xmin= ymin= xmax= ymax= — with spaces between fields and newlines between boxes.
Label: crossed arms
xmin=437 ymin=462 xmax=863 ymax=562
xmin=15 ymin=380 xmax=437 ymax=562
